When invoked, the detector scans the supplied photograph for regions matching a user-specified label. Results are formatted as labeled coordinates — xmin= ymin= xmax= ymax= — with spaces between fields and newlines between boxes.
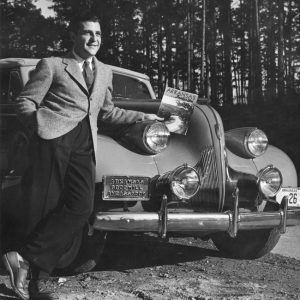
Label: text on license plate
xmin=102 ymin=175 xmax=150 ymax=201
xmin=276 ymin=187 xmax=300 ymax=207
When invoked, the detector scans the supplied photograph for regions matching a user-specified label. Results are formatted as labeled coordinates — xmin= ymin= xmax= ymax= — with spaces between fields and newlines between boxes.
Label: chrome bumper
xmin=94 ymin=209 xmax=300 ymax=235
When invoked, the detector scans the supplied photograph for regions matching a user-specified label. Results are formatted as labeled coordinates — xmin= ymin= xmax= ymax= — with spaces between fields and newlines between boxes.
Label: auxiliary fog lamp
xmin=257 ymin=165 xmax=282 ymax=198
xmin=156 ymin=165 xmax=200 ymax=200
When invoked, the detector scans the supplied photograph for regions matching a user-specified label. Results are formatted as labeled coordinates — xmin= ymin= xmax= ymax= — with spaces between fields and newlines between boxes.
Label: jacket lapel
xmin=62 ymin=54 xmax=89 ymax=96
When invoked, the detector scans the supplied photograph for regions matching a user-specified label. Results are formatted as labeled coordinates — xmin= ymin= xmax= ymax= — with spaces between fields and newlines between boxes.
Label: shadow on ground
xmin=0 ymin=233 xmax=221 ymax=299
xmin=96 ymin=233 xmax=221 ymax=271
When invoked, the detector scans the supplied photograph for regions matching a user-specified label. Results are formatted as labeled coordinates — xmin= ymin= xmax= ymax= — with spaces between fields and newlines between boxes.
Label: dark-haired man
xmin=2 ymin=14 xmax=163 ymax=300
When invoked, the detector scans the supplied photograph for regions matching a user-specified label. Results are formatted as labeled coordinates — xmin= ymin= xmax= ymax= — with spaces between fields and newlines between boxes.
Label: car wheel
xmin=211 ymin=203 xmax=281 ymax=259
xmin=56 ymin=225 xmax=107 ymax=274
xmin=211 ymin=227 xmax=280 ymax=259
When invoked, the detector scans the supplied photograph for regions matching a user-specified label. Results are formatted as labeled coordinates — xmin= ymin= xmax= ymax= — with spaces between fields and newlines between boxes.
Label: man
xmin=2 ymin=13 xmax=163 ymax=300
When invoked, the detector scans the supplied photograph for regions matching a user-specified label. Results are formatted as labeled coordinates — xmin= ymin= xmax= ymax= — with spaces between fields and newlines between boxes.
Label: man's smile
xmin=87 ymin=44 xmax=99 ymax=48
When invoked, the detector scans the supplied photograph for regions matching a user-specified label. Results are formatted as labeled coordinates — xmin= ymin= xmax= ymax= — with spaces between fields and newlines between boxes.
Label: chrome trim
xmin=193 ymin=147 xmax=219 ymax=209
xmin=279 ymin=196 xmax=288 ymax=234
xmin=159 ymin=195 xmax=168 ymax=238
xmin=93 ymin=209 xmax=300 ymax=233
xmin=230 ymin=188 xmax=239 ymax=238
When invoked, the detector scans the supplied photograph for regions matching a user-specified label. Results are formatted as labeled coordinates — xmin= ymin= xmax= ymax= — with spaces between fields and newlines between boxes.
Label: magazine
xmin=158 ymin=87 xmax=198 ymax=135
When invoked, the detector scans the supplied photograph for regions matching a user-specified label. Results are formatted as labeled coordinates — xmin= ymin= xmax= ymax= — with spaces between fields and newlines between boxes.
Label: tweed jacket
xmin=15 ymin=53 xmax=145 ymax=157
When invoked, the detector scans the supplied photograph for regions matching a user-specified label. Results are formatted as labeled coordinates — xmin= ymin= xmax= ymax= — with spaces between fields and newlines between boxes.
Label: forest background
xmin=1 ymin=0 xmax=300 ymax=176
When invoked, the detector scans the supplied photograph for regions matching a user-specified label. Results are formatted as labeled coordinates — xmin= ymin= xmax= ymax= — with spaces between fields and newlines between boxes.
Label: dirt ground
xmin=0 ymin=233 xmax=299 ymax=300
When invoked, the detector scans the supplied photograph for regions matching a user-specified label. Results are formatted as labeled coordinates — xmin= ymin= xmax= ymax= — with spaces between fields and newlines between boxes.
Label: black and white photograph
xmin=158 ymin=87 xmax=198 ymax=134
xmin=0 ymin=0 xmax=300 ymax=299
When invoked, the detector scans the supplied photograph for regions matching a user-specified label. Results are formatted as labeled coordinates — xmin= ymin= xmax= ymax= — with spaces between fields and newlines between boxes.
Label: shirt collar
xmin=72 ymin=50 xmax=93 ymax=70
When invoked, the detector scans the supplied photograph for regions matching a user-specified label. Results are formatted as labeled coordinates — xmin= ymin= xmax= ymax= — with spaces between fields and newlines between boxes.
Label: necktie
xmin=83 ymin=60 xmax=94 ymax=90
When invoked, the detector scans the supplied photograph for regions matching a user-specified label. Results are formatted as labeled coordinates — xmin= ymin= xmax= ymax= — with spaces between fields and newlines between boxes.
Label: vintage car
xmin=0 ymin=58 xmax=300 ymax=274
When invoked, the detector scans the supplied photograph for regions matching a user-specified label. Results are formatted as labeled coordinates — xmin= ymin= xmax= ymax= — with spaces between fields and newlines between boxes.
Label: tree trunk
xmin=277 ymin=0 xmax=285 ymax=98
xmin=286 ymin=0 xmax=294 ymax=96
xmin=200 ymin=0 xmax=206 ymax=97
xmin=266 ymin=0 xmax=277 ymax=101
xmin=221 ymin=0 xmax=233 ymax=104
xmin=187 ymin=0 xmax=193 ymax=91
xmin=166 ymin=20 xmax=173 ymax=87
xmin=248 ymin=0 xmax=262 ymax=104
xmin=207 ymin=0 xmax=217 ymax=105
xmin=157 ymin=16 xmax=164 ymax=98
xmin=240 ymin=0 xmax=246 ymax=104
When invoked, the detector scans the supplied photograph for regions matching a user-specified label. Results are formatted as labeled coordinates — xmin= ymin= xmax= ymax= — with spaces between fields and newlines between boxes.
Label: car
xmin=1 ymin=58 xmax=300 ymax=273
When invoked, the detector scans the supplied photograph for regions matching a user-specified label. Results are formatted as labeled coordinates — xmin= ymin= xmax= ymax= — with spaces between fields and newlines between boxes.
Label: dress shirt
xmin=72 ymin=50 xmax=94 ymax=72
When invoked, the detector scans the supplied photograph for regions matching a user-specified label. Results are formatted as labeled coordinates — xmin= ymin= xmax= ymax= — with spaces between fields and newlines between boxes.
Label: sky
xmin=33 ymin=0 xmax=55 ymax=17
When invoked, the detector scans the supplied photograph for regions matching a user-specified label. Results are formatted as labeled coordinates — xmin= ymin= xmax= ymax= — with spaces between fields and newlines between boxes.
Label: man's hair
xmin=69 ymin=12 xmax=101 ymax=34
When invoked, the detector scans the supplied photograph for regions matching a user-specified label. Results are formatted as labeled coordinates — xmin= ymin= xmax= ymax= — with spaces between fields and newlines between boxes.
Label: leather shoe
xmin=28 ymin=278 xmax=58 ymax=300
xmin=2 ymin=251 xmax=30 ymax=300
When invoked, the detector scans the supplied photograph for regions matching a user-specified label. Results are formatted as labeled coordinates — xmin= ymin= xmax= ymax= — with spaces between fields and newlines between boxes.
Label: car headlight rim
xmin=257 ymin=165 xmax=283 ymax=198
xmin=170 ymin=165 xmax=200 ymax=200
xmin=244 ymin=129 xmax=268 ymax=157
xmin=143 ymin=122 xmax=170 ymax=154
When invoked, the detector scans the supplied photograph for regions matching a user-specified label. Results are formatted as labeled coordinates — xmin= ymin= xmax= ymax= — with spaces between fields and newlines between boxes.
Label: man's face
xmin=71 ymin=21 xmax=101 ymax=59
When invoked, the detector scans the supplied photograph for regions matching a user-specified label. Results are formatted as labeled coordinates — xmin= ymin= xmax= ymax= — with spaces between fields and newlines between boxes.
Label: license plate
xmin=103 ymin=175 xmax=150 ymax=201
xmin=276 ymin=187 xmax=300 ymax=207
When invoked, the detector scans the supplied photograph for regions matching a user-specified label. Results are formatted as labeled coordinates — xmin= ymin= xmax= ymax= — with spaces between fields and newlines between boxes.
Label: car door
xmin=0 ymin=68 xmax=28 ymax=185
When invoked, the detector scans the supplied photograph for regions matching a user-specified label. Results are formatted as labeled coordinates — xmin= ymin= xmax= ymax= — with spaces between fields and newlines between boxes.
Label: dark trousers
xmin=19 ymin=118 xmax=95 ymax=273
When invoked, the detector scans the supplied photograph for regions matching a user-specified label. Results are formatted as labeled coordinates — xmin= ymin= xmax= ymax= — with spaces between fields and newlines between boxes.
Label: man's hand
xmin=164 ymin=115 xmax=183 ymax=133
xmin=143 ymin=114 xmax=183 ymax=133
xmin=143 ymin=114 xmax=164 ymax=121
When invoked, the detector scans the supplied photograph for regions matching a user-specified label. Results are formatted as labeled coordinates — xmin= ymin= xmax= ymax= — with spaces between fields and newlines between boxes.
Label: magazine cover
xmin=158 ymin=87 xmax=198 ymax=135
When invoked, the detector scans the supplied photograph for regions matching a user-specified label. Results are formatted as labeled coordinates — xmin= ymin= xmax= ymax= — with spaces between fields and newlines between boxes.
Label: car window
xmin=9 ymin=71 xmax=23 ymax=101
xmin=112 ymin=74 xmax=151 ymax=99
xmin=0 ymin=70 xmax=22 ymax=104
xmin=0 ymin=69 xmax=10 ymax=104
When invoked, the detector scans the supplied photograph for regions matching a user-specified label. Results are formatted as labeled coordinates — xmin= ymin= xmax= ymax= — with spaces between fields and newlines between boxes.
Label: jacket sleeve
xmin=98 ymin=69 xmax=145 ymax=124
xmin=15 ymin=58 xmax=53 ymax=131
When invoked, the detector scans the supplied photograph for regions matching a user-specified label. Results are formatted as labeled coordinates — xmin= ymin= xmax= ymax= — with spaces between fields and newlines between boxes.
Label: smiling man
xmin=2 ymin=13 xmax=162 ymax=300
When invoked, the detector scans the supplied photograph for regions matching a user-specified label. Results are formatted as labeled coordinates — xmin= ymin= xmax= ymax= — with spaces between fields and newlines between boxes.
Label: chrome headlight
xmin=257 ymin=166 xmax=282 ymax=198
xmin=156 ymin=165 xmax=200 ymax=200
xmin=170 ymin=166 xmax=200 ymax=199
xmin=144 ymin=122 xmax=170 ymax=154
xmin=246 ymin=129 xmax=268 ymax=157
xmin=225 ymin=127 xmax=268 ymax=158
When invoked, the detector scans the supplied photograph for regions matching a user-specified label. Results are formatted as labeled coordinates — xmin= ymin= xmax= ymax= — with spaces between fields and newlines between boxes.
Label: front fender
xmin=226 ymin=145 xmax=297 ymax=188
xmin=226 ymin=149 xmax=258 ymax=174
xmin=253 ymin=145 xmax=297 ymax=187
xmin=95 ymin=134 xmax=158 ymax=182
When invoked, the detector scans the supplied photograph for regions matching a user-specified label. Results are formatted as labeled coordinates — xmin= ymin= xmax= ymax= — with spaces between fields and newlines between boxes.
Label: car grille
xmin=191 ymin=146 xmax=219 ymax=210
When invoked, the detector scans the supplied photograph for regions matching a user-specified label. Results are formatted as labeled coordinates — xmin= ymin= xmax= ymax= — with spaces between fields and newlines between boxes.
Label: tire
xmin=211 ymin=227 xmax=280 ymax=259
xmin=71 ymin=230 xmax=107 ymax=274
xmin=211 ymin=202 xmax=281 ymax=259
xmin=56 ymin=226 xmax=107 ymax=274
